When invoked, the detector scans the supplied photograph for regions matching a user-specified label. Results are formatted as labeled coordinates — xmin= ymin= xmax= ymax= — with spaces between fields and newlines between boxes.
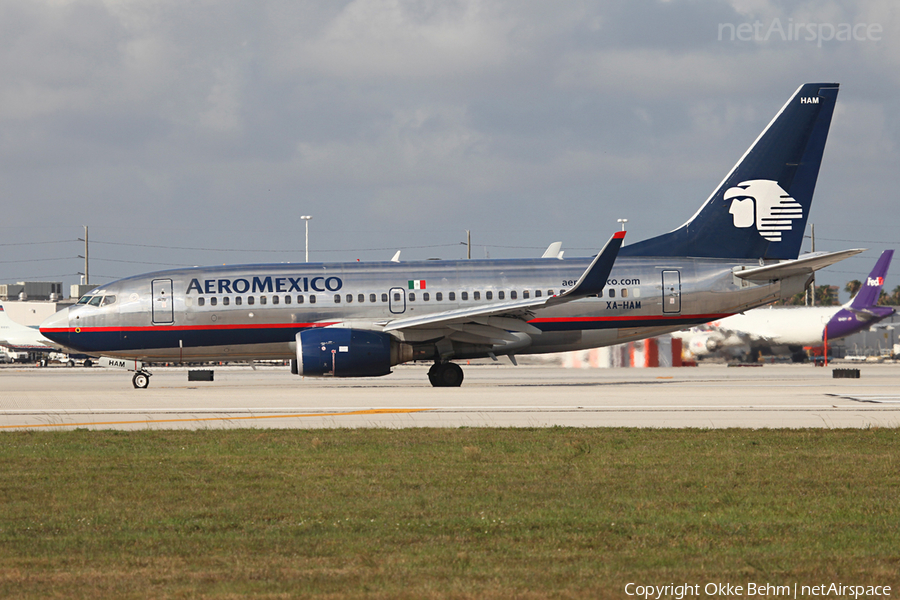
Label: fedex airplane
xmin=676 ymin=250 xmax=894 ymax=361
xmin=41 ymin=83 xmax=862 ymax=388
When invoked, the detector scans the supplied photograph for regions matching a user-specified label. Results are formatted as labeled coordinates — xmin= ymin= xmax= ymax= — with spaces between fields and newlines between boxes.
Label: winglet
xmin=541 ymin=242 xmax=562 ymax=259
xmin=549 ymin=231 xmax=625 ymax=304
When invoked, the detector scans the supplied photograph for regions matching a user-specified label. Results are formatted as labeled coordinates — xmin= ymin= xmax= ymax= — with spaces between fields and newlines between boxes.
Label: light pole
xmin=300 ymin=216 xmax=312 ymax=262
xmin=617 ymin=218 xmax=628 ymax=232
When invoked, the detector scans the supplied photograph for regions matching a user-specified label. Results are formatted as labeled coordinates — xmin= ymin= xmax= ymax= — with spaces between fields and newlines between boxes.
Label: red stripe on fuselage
xmin=528 ymin=313 xmax=732 ymax=324
xmin=41 ymin=322 xmax=339 ymax=334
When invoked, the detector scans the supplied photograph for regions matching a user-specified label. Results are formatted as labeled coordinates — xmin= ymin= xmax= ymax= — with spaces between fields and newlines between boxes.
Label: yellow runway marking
xmin=0 ymin=408 xmax=431 ymax=429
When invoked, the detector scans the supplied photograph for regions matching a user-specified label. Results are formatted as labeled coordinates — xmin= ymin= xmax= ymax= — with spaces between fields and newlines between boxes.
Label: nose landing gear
xmin=132 ymin=371 xmax=152 ymax=389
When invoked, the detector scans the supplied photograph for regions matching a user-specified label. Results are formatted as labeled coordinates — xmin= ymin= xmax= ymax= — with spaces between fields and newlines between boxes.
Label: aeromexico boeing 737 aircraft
xmin=42 ymin=83 xmax=862 ymax=388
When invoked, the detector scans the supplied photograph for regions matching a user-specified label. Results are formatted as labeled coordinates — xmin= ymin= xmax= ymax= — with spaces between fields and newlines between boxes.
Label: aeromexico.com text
xmin=186 ymin=276 xmax=344 ymax=295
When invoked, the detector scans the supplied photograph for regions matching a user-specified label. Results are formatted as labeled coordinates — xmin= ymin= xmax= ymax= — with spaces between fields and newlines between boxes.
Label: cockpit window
xmin=88 ymin=296 xmax=102 ymax=307
xmin=77 ymin=296 xmax=92 ymax=304
xmin=101 ymin=295 xmax=116 ymax=306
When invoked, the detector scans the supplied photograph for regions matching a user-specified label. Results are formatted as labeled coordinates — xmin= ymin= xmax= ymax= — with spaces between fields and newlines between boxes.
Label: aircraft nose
xmin=40 ymin=308 xmax=71 ymax=346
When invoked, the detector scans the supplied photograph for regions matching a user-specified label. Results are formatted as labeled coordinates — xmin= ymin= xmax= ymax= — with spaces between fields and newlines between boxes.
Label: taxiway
xmin=1 ymin=363 xmax=899 ymax=430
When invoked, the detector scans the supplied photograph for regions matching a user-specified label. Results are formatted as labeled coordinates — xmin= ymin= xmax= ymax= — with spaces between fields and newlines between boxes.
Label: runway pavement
xmin=1 ymin=362 xmax=899 ymax=430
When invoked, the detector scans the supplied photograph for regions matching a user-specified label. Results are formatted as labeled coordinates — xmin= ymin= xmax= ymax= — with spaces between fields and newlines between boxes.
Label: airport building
xmin=0 ymin=281 xmax=65 ymax=302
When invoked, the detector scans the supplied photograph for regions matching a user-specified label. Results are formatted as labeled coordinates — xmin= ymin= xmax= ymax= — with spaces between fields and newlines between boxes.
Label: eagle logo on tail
xmin=725 ymin=179 xmax=803 ymax=242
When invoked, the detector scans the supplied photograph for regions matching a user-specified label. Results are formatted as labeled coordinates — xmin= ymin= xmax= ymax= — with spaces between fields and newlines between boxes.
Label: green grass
xmin=1 ymin=428 xmax=898 ymax=599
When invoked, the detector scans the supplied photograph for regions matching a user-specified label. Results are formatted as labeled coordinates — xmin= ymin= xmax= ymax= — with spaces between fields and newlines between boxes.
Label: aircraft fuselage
xmin=42 ymin=255 xmax=781 ymax=363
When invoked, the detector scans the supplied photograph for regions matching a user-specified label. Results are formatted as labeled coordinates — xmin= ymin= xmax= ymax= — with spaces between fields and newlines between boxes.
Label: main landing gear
xmin=428 ymin=361 xmax=464 ymax=387
xmin=132 ymin=371 xmax=152 ymax=389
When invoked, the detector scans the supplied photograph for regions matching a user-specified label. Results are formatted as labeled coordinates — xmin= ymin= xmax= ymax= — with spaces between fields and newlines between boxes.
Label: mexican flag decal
xmin=408 ymin=280 xmax=426 ymax=290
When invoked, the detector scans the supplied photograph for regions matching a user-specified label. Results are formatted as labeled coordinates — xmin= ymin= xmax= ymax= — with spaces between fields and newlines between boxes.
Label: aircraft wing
xmin=381 ymin=231 xmax=625 ymax=346
xmin=733 ymin=249 xmax=864 ymax=282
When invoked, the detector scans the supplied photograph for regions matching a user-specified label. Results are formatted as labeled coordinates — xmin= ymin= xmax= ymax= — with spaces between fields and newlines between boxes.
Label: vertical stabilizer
xmin=848 ymin=250 xmax=893 ymax=310
xmin=623 ymin=83 xmax=839 ymax=260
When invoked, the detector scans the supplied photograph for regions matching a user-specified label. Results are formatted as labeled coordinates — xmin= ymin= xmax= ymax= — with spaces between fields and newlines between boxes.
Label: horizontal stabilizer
xmin=733 ymin=249 xmax=864 ymax=282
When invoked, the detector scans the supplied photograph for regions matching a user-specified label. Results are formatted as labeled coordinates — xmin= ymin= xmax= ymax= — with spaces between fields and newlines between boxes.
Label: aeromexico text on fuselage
xmin=182 ymin=275 xmax=642 ymax=296
xmin=186 ymin=275 xmax=344 ymax=295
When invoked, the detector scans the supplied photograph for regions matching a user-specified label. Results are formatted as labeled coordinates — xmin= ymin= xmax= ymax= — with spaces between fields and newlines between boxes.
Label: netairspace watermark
xmin=718 ymin=18 xmax=883 ymax=47
xmin=625 ymin=582 xmax=892 ymax=599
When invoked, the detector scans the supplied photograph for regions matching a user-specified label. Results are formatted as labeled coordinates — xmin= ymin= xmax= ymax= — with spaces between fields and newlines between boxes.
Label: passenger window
xmin=284 ymin=296 xmax=290 ymax=305
xmin=473 ymin=291 xmax=480 ymax=301
xmin=236 ymin=297 xmax=243 ymax=305
xmin=88 ymin=296 xmax=102 ymax=307
xmin=297 ymin=295 xmax=304 ymax=304
xmin=359 ymin=294 xmax=365 ymax=303
xmin=198 ymin=298 xmax=205 ymax=307
xmin=621 ymin=289 xmax=628 ymax=298
xmin=535 ymin=290 xmax=542 ymax=298
xmin=436 ymin=292 xmax=443 ymax=301
xmin=499 ymin=291 xmax=505 ymax=300
xmin=423 ymin=292 xmax=429 ymax=301
xmin=248 ymin=296 xmax=255 ymax=305
xmin=486 ymin=291 xmax=492 ymax=300
xmin=409 ymin=292 xmax=416 ymax=302
xmin=608 ymin=289 xmax=615 ymax=298
xmin=393 ymin=292 xmax=401 ymax=302
xmin=633 ymin=288 xmax=641 ymax=298
xmin=461 ymin=291 xmax=468 ymax=301
xmin=309 ymin=295 xmax=316 ymax=304
xmin=523 ymin=291 xmax=530 ymax=299
xmin=370 ymin=294 xmax=376 ymax=303
xmin=335 ymin=295 xmax=341 ymax=303
xmin=273 ymin=296 xmax=279 ymax=305
xmin=210 ymin=297 xmax=217 ymax=307
xmin=260 ymin=296 xmax=267 ymax=305
xmin=449 ymin=292 xmax=456 ymax=301
xmin=548 ymin=290 xmax=554 ymax=296
xmin=223 ymin=297 xmax=230 ymax=306
xmin=510 ymin=291 xmax=517 ymax=300
xmin=346 ymin=294 xmax=353 ymax=303
xmin=381 ymin=293 xmax=388 ymax=302
xmin=101 ymin=295 xmax=117 ymax=306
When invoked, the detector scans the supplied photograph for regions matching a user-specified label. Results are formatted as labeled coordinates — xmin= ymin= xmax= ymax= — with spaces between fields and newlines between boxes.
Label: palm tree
xmin=815 ymin=285 xmax=838 ymax=306
xmin=892 ymin=285 xmax=900 ymax=305
xmin=844 ymin=279 xmax=862 ymax=300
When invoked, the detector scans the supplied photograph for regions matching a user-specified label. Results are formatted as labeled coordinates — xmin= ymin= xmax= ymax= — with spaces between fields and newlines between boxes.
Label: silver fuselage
xmin=42 ymin=255 xmax=783 ymax=363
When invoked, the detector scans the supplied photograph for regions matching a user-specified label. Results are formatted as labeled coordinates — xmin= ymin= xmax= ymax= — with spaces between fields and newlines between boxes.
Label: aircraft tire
xmin=132 ymin=372 xmax=150 ymax=389
xmin=429 ymin=362 xmax=464 ymax=387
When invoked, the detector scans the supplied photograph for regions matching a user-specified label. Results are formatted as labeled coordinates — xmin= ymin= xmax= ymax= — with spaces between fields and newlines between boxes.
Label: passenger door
xmin=151 ymin=279 xmax=174 ymax=324
xmin=662 ymin=270 xmax=681 ymax=314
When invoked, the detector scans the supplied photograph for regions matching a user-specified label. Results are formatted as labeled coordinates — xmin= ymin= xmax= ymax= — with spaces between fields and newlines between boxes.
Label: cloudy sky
xmin=1 ymin=0 xmax=897 ymax=300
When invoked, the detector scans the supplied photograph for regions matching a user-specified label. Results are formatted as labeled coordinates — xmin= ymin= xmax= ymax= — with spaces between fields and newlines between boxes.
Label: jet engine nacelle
xmin=295 ymin=328 xmax=402 ymax=377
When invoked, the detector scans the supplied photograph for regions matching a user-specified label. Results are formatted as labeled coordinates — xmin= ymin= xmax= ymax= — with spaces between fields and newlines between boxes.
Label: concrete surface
xmin=1 ymin=362 xmax=899 ymax=430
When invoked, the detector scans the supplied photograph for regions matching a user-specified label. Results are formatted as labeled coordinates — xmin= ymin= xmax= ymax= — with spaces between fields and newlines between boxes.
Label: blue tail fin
xmin=849 ymin=250 xmax=893 ymax=309
xmin=622 ymin=83 xmax=839 ymax=260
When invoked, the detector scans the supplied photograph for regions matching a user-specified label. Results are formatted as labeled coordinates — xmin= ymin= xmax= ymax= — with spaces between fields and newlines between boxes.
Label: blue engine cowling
xmin=296 ymin=328 xmax=393 ymax=377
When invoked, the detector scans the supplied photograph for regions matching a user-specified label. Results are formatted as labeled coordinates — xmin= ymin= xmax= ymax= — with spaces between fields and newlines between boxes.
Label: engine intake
xmin=296 ymin=328 xmax=402 ymax=377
